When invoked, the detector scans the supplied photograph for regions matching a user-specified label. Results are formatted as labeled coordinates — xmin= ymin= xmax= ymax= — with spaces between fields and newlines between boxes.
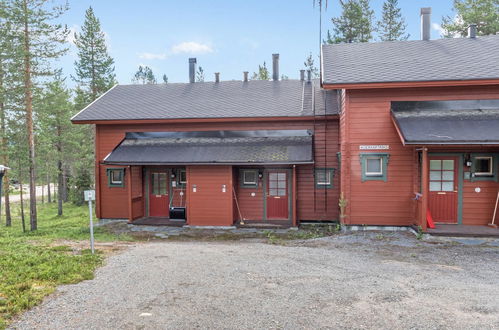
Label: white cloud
xmin=138 ymin=52 xmax=168 ymax=60
xmin=170 ymin=41 xmax=214 ymax=55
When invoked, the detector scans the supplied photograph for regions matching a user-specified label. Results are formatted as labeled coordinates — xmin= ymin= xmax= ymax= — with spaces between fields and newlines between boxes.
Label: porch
xmin=427 ymin=224 xmax=499 ymax=238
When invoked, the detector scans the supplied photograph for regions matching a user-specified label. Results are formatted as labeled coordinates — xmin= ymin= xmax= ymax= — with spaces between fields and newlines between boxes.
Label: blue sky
xmin=58 ymin=0 xmax=455 ymax=85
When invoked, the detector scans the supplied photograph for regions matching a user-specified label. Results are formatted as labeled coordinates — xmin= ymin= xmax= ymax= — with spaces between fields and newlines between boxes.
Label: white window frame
xmin=179 ymin=169 xmax=187 ymax=184
xmin=474 ymin=156 xmax=493 ymax=176
xmin=365 ymin=157 xmax=383 ymax=177
xmin=110 ymin=170 xmax=123 ymax=184
xmin=243 ymin=170 xmax=258 ymax=185
xmin=316 ymin=170 xmax=331 ymax=186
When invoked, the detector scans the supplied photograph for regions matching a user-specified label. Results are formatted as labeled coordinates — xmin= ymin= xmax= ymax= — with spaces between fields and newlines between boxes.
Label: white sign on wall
xmin=359 ymin=145 xmax=390 ymax=150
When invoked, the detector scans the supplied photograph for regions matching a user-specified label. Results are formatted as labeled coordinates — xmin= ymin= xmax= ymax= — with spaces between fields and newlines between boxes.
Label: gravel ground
xmin=10 ymin=232 xmax=499 ymax=330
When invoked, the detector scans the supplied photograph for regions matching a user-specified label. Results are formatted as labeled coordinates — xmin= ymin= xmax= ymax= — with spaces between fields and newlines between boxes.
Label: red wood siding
xmin=95 ymin=119 xmax=340 ymax=223
xmin=131 ymin=166 xmax=144 ymax=220
xmin=187 ymin=166 xmax=233 ymax=226
xmin=338 ymin=84 xmax=499 ymax=226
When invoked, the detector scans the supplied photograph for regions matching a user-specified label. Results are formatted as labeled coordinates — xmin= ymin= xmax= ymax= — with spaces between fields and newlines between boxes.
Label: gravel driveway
xmin=10 ymin=233 xmax=499 ymax=329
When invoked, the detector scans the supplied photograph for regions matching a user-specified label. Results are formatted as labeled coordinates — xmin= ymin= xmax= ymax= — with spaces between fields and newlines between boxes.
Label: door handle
xmin=437 ymin=192 xmax=446 ymax=195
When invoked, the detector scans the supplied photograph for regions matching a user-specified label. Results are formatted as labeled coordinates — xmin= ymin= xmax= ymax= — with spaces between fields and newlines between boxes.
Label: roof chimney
xmin=243 ymin=71 xmax=248 ymax=82
xmin=420 ymin=7 xmax=431 ymax=41
xmin=189 ymin=58 xmax=196 ymax=83
xmin=300 ymin=70 xmax=305 ymax=81
xmin=272 ymin=53 xmax=279 ymax=81
xmin=214 ymin=72 xmax=220 ymax=83
xmin=307 ymin=70 xmax=311 ymax=83
xmin=468 ymin=24 xmax=477 ymax=38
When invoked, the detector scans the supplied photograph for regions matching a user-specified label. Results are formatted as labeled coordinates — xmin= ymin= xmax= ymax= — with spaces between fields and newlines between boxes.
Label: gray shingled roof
xmin=72 ymin=79 xmax=338 ymax=122
xmin=322 ymin=35 xmax=499 ymax=85
xmin=103 ymin=130 xmax=313 ymax=165
xmin=391 ymin=99 xmax=499 ymax=145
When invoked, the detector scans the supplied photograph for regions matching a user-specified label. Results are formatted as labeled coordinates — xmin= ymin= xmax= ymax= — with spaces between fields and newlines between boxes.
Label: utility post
xmin=0 ymin=165 xmax=11 ymax=225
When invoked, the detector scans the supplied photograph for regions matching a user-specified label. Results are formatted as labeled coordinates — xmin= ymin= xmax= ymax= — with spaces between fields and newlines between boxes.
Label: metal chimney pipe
xmin=468 ymin=24 xmax=477 ymax=38
xmin=243 ymin=71 xmax=248 ymax=82
xmin=189 ymin=58 xmax=196 ymax=83
xmin=272 ymin=53 xmax=279 ymax=81
xmin=420 ymin=7 xmax=431 ymax=41
xmin=307 ymin=70 xmax=311 ymax=83
xmin=214 ymin=72 xmax=220 ymax=83
xmin=300 ymin=70 xmax=305 ymax=81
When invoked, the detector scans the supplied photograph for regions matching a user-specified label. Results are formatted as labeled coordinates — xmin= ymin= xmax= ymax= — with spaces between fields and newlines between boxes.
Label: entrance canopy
xmin=391 ymin=99 xmax=499 ymax=145
xmin=103 ymin=130 xmax=313 ymax=165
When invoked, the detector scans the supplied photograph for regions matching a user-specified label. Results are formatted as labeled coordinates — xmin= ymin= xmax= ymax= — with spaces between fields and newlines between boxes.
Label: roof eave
xmin=71 ymin=114 xmax=339 ymax=125
xmin=321 ymin=78 xmax=499 ymax=90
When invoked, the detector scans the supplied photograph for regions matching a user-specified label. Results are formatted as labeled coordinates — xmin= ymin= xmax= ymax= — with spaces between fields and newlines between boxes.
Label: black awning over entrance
xmin=391 ymin=99 xmax=499 ymax=145
xmin=103 ymin=130 xmax=314 ymax=165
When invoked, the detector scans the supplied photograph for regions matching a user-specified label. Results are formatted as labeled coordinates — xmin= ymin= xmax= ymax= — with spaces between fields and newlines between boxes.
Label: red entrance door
xmin=149 ymin=171 xmax=169 ymax=217
xmin=428 ymin=157 xmax=458 ymax=223
xmin=266 ymin=171 xmax=289 ymax=220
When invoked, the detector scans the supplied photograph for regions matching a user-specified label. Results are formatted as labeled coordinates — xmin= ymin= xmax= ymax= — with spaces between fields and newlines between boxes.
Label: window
xmin=365 ymin=158 xmax=383 ymax=176
xmin=429 ymin=159 xmax=455 ymax=192
xmin=178 ymin=169 xmax=187 ymax=185
xmin=471 ymin=154 xmax=498 ymax=182
xmin=360 ymin=153 xmax=389 ymax=182
xmin=315 ymin=168 xmax=334 ymax=188
xmin=240 ymin=169 xmax=258 ymax=188
xmin=268 ymin=172 xmax=287 ymax=196
xmin=106 ymin=168 xmax=125 ymax=187
xmin=474 ymin=157 xmax=493 ymax=176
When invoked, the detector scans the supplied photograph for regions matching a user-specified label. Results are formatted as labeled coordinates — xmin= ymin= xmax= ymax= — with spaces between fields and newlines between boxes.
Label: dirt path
xmin=10 ymin=232 xmax=499 ymax=329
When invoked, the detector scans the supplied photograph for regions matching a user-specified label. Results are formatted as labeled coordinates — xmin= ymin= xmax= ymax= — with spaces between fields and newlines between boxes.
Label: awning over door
xmin=103 ymin=130 xmax=314 ymax=165
xmin=391 ymin=99 xmax=499 ymax=145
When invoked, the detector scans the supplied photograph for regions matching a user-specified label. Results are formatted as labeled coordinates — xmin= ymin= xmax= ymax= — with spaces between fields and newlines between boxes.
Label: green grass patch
xmin=0 ymin=202 xmax=133 ymax=328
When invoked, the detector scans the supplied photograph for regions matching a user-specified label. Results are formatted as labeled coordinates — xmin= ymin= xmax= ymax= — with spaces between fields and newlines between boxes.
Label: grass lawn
xmin=0 ymin=202 xmax=133 ymax=329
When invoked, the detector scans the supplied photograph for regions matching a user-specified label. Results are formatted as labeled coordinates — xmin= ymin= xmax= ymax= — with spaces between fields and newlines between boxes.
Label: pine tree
xmin=132 ymin=65 xmax=156 ymax=84
xmin=304 ymin=53 xmax=319 ymax=78
xmin=442 ymin=0 xmax=499 ymax=37
xmin=196 ymin=66 xmax=205 ymax=82
xmin=73 ymin=6 xmax=115 ymax=102
xmin=377 ymin=0 xmax=409 ymax=41
xmin=327 ymin=0 xmax=374 ymax=44
xmin=37 ymin=72 xmax=72 ymax=215
xmin=9 ymin=0 xmax=69 ymax=231
xmin=162 ymin=74 xmax=168 ymax=84
xmin=251 ymin=62 xmax=270 ymax=80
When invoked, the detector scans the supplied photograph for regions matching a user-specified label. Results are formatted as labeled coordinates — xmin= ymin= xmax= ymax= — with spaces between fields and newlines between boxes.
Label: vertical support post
xmin=89 ymin=198 xmax=94 ymax=254
xmin=128 ymin=165 xmax=133 ymax=222
xmin=292 ymin=165 xmax=297 ymax=227
xmin=0 ymin=172 xmax=3 ymax=225
xmin=420 ymin=147 xmax=429 ymax=231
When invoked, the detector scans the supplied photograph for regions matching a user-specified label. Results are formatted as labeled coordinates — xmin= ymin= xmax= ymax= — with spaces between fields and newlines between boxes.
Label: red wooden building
xmin=73 ymin=8 xmax=499 ymax=233
xmin=72 ymin=56 xmax=340 ymax=227
xmin=321 ymin=9 xmax=499 ymax=233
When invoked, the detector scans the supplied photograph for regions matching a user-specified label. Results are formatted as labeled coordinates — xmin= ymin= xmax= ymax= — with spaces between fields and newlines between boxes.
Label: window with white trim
xmin=474 ymin=156 xmax=493 ymax=176
xmin=106 ymin=168 xmax=125 ymax=187
xmin=240 ymin=169 xmax=259 ymax=188
xmin=315 ymin=168 xmax=334 ymax=188
xmin=360 ymin=153 xmax=389 ymax=182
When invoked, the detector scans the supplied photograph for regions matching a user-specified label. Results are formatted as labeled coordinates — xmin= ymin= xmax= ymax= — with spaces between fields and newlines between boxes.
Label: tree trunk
xmin=62 ymin=167 xmax=69 ymax=203
xmin=57 ymin=159 xmax=63 ymax=216
xmin=47 ymin=173 xmax=51 ymax=203
xmin=41 ymin=179 xmax=44 ymax=203
xmin=0 ymin=59 xmax=11 ymax=226
xmin=23 ymin=0 xmax=37 ymax=231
